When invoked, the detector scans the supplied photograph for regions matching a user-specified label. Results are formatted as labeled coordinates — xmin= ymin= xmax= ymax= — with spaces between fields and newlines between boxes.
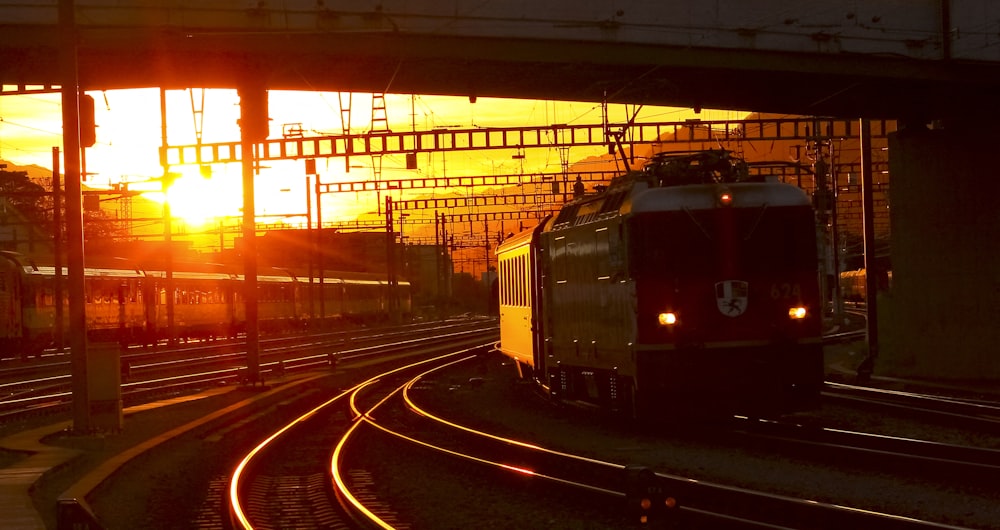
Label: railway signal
xmin=625 ymin=465 xmax=678 ymax=525
xmin=79 ymin=94 xmax=96 ymax=148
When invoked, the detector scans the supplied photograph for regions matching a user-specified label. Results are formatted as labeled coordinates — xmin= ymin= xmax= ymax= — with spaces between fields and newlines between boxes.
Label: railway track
xmin=0 ymin=318 xmax=494 ymax=421
xmin=229 ymin=334 xmax=497 ymax=529
xmin=822 ymin=381 xmax=1000 ymax=434
xmin=347 ymin=355 xmax=983 ymax=529
xmin=731 ymin=414 xmax=1000 ymax=481
xmin=10 ymin=313 xmax=997 ymax=528
xmin=227 ymin=348 xmax=990 ymax=529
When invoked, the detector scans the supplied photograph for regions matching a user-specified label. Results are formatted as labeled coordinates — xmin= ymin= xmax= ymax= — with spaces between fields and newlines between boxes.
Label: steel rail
xmin=356 ymin=354 xmax=969 ymax=529
xmin=230 ymin=337 xmax=496 ymax=529
xmin=0 ymin=320 xmax=498 ymax=420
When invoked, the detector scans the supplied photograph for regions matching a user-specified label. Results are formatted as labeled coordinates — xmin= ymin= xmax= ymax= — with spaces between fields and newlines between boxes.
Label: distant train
xmin=497 ymin=150 xmax=824 ymax=419
xmin=839 ymin=268 xmax=892 ymax=302
xmin=0 ymin=252 xmax=411 ymax=359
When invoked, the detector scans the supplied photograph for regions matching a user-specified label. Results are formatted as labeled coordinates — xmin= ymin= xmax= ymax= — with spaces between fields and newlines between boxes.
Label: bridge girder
xmin=4 ymin=25 xmax=999 ymax=121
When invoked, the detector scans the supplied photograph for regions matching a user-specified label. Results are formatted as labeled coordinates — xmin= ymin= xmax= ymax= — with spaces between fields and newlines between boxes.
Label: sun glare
xmin=150 ymin=172 xmax=243 ymax=228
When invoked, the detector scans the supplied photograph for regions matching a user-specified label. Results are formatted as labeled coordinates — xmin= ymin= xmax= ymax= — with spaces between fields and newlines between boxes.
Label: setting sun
xmin=145 ymin=171 xmax=243 ymax=228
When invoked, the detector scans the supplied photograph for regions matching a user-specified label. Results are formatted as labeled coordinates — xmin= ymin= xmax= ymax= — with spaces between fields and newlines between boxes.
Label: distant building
xmin=0 ymin=197 xmax=52 ymax=256
xmin=242 ymin=229 xmax=390 ymax=275
xmin=240 ymin=228 xmax=454 ymax=308
xmin=405 ymin=243 xmax=453 ymax=302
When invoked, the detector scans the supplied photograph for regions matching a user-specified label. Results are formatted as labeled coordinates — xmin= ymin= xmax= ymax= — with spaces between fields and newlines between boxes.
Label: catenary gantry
xmin=161 ymin=117 xmax=896 ymax=169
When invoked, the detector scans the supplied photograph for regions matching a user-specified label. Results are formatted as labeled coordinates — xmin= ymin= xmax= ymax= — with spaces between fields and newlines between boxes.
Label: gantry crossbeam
xmin=318 ymin=161 xmax=889 ymax=195
xmin=161 ymin=117 xmax=896 ymax=167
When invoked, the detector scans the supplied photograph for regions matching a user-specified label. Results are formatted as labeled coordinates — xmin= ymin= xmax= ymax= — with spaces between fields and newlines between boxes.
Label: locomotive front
xmin=540 ymin=151 xmax=824 ymax=419
xmin=627 ymin=181 xmax=824 ymax=415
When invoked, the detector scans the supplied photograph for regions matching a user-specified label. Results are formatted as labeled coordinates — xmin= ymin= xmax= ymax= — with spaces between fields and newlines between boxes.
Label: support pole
xmin=435 ymin=212 xmax=441 ymax=314
xmin=857 ymin=118 xmax=879 ymax=381
xmin=483 ymin=219 xmax=490 ymax=278
xmin=440 ymin=212 xmax=449 ymax=318
xmin=52 ymin=147 xmax=64 ymax=352
xmin=160 ymin=89 xmax=176 ymax=346
xmin=484 ymin=219 xmax=491 ymax=316
xmin=315 ymin=176 xmax=325 ymax=320
xmin=386 ymin=197 xmax=397 ymax=323
xmin=238 ymin=85 xmax=264 ymax=385
xmin=306 ymin=174 xmax=314 ymax=322
xmin=59 ymin=0 xmax=90 ymax=432
xmin=830 ymin=143 xmax=843 ymax=319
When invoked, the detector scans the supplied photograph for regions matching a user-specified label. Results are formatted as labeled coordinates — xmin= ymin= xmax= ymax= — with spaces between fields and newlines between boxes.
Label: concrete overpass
xmin=3 ymin=1 xmax=1000 ymax=121
xmin=2 ymin=1 xmax=999 ymax=384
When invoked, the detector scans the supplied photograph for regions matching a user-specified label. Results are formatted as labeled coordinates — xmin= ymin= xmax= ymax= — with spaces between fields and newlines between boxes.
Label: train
xmin=0 ymin=251 xmax=411 ymax=359
xmin=496 ymin=150 xmax=824 ymax=419
xmin=839 ymin=268 xmax=892 ymax=302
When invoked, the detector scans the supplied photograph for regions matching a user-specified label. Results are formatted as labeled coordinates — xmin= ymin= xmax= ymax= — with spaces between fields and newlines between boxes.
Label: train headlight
xmin=717 ymin=187 xmax=733 ymax=207
xmin=788 ymin=306 xmax=807 ymax=320
xmin=658 ymin=312 xmax=678 ymax=326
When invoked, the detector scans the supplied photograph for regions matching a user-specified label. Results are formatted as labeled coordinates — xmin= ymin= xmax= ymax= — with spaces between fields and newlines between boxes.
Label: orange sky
xmin=1 ymin=88 xmax=755 ymax=276
xmin=1 ymin=89 xmax=743 ymax=224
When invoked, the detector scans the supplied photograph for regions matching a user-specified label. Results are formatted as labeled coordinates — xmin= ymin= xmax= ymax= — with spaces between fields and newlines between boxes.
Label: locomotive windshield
xmin=630 ymin=205 xmax=816 ymax=277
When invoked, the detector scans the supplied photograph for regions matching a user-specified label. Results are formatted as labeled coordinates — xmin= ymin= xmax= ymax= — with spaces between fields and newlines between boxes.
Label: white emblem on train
xmin=715 ymin=280 xmax=748 ymax=317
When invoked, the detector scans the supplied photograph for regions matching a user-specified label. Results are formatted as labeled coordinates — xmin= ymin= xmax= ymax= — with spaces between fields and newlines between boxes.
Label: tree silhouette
xmin=0 ymin=167 xmax=50 ymax=232
xmin=1 ymin=168 xmax=128 ymax=251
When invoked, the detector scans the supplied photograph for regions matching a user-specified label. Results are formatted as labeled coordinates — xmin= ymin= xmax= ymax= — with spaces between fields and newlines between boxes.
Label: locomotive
xmin=0 ymin=251 xmax=411 ymax=359
xmin=497 ymin=150 xmax=824 ymax=418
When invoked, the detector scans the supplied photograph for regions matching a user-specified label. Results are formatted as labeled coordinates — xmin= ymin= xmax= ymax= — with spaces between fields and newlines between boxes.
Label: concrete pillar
xmin=886 ymin=125 xmax=1000 ymax=379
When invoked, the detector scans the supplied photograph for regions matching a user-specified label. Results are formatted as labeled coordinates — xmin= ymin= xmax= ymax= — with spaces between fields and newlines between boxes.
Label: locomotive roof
xmin=549 ymin=150 xmax=810 ymax=229
xmin=627 ymin=181 xmax=811 ymax=213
